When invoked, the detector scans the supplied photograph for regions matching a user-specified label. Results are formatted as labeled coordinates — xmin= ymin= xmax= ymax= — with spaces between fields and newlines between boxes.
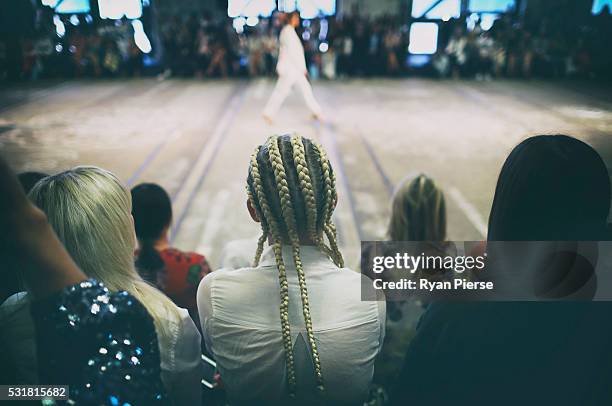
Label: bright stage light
xmin=480 ymin=13 xmax=499 ymax=30
xmin=53 ymin=15 xmax=65 ymax=37
xmin=228 ymin=0 xmax=276 ymax=18
xmin=43 ymin=0 xmax=90 ymax=14
xmin=408 ymin=22 xmax=439 ymax=55
xmin=246 ymin=16 xmax=259 ymax=26
xmin=99 ymin=0 xmax=142 ymax=19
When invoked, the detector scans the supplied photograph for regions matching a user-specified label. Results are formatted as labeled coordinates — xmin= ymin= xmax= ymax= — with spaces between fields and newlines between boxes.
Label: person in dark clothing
xmin=131 ymin=183 xmax=211 ymax=326
xmin=392 ymin=135 xmax=612 ymax=406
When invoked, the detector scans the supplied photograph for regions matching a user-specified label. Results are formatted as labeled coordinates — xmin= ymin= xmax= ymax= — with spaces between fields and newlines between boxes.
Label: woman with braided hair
xmin=197 ymin=134 xmax=385 ymax=405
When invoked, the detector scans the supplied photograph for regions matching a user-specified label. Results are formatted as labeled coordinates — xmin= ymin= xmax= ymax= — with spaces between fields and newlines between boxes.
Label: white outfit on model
xmin=197 ymin=245 xmax=386 ymax=405
xmin=263 ymin=25 xmax=323 ymax=118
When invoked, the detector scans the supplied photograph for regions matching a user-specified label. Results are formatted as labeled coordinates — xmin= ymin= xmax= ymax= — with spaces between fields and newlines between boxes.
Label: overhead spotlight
xmin=70 ymin=15 xmax=80 ymax=26
xmin=53 ymin=15 xmax=65 ymax=37
xmin=246 ymin=16 xmax=259 ymax=27
xmin=319 ymin=42 xmax=329 ymax=53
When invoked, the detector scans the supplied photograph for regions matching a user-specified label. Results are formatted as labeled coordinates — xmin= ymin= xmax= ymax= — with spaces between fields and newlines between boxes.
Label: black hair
xmin=284 ymin=11 xmax=300 ymax=25
xmin=18 ymin=171 xmax=48 ymax=194
xmin=488 ymin=135 xmax=610 ymax=241
xmin=131 ymin=183 xmax=173 ymax=282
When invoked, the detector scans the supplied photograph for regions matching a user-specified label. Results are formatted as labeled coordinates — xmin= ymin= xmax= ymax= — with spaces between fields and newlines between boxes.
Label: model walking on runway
xmin=263 ymin=12 xmax=323 ymax=123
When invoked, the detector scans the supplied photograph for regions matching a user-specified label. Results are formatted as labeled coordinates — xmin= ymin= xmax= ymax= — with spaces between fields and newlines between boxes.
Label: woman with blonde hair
xmin=366 ymin=174 xmax=448 ymax=403
xmin=387 ymin=174 xmax=446 ymax=242
xmin=198 ymin=134 xmax=385 ymax=405
xmin=0 ymin=166 xmax=202 ymax=406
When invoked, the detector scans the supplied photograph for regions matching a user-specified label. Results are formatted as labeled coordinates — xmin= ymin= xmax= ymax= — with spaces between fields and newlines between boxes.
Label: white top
xmin=0 ymin=291 xmax=203 ymax=406
xmin=0 ymin=292 xmax=38 ymax=384
xmin=276 ymin=25 xmax=307 ymax=76
xmin=197 ymin=245 xmax=386 ymax=405
xmin=219 ymin=238 xmax=258 ymax=270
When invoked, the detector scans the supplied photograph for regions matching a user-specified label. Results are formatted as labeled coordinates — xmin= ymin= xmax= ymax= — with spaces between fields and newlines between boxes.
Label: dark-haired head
xmin=131 ymin=183 xmax=172 ymax=277
xmin=18 ymin=172 xmax=48 ymax=194
xmin=284 ymin=11 xmax=300 ymax=27
xmin=488 ymin=135 xmax=610 ymax=241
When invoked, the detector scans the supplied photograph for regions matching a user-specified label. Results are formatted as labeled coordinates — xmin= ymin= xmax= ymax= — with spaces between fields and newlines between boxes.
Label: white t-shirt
xmin=197 ymin=245 xmax=386 ymax=405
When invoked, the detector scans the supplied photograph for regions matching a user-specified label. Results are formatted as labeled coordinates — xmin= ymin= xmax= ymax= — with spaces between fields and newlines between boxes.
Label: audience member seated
xmin=370 ymin=174 xmax=448 ymax=399
xmin=387 ymin=174 xmax=446 ymax=242
xmin=131 ymin=183 xmax=211 ymax=324
xmin=0 ymin=157 xmax=170 ymax=404
xmin=391 ymin=135 xmax=612 ymax=406
xmin=197 ymin=134 xmax=386 ymax=405
xmin=0 ymin=167 xmax=203 ymax=406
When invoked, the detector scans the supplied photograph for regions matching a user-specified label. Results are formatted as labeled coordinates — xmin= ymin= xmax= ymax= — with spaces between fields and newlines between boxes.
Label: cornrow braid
xmin=246 ymin=134 xmax=345 ymax=397
xmin=268 ymin=137 xmax=325 ymax=391
xmin=246 ymin=183 xmax=267 ymax=267
xmin=312 ymin=141 xmax=344 ymax=268
xmin=292 ymin=136 xmax=338 ymax=269
xmin=290 ymin=135 xmax=318 ymax=242
xmin=248 ymin=148 xmax=297 ymax=393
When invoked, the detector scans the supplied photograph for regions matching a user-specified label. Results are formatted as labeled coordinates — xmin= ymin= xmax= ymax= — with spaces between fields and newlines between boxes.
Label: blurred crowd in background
xmin=2 ymin=4 xmax=611 ymax=82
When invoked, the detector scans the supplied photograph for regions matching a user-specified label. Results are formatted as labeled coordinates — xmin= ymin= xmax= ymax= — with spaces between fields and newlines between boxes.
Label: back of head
xmin=283 ymin=11 xmax=300 ymax=26
xmin=388 ymin=174 xmax=446 ymax=241
xmin=131 ymin=183 xmax=172 ymax=276
xmin=247 ymin=134 xmax=343 ymax=266
xmin=488 ymin=135 xmax=611 ymax=241
xmin=28 ymin=166 xmax=136 ymax=285
xmin=28 ymin=167 xmax=179 ymax=338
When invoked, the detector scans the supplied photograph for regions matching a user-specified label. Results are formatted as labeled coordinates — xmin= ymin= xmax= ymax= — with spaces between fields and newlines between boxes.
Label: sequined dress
xmin=30 ymin=279 xmax=170 ymax=405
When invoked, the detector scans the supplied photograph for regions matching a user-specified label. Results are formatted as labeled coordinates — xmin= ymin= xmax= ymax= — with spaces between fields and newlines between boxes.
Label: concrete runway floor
xmin=1 ymin=78 xmax=611 ymax=268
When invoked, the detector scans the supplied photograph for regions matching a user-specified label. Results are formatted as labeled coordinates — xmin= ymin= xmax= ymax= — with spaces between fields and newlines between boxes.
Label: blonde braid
xmin=325 ymin=223 xmax=343 ymax=267
xmin=249 ymin=148 xmax=297 ymax=394
xmin=253 ymin=232 xmax=267 ymax=267
xmin=246 ymin=184 xmax=268 ymax=267
xmin=291 ymin=135 xmax=318 ymax=241
xmin=268 ymin=137 xmax=325 ymax=392
xmin=292 ymin=137 xmax=338 ymax=267
xmin=312 ymin=141 xmax=344 ymax=268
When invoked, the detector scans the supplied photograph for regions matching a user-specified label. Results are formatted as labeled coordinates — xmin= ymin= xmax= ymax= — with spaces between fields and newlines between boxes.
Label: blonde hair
xmin=28 ymin=166 xmax=179 ymax=341
xmin=246 ymin=135 xmax=343 ymax=396
xmin=387 ymin=174 xmax=446 ymax=241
